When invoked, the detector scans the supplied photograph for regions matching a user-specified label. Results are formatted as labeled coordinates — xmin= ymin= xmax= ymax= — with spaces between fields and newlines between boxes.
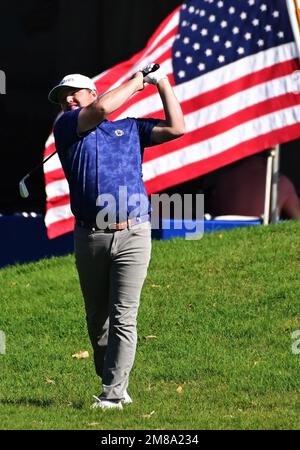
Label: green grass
xmin=0 ymin=221 xmax=300 ymax=429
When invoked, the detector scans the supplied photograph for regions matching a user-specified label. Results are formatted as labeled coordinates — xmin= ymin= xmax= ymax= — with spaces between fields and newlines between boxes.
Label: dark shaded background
xmin=0 ymin=0 xmax=299 ymax=216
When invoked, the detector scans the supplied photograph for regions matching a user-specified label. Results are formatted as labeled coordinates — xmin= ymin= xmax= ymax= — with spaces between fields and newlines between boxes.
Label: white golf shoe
xmin=90 ymin=390 xmax=132 ymax=410
xmin=122 ymin=390 xmax=133 ymax=404
xmin=91 ymin=396 xmax=123 ymax=410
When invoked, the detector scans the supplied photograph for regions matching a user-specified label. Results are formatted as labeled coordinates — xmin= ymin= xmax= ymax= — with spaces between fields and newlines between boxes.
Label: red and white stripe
xmin=44 ymin=4 xmax=300 ymax=238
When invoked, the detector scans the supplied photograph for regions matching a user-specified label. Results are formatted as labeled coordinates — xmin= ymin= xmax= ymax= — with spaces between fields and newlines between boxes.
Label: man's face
xmin=58 ymin=88 xmax=97 ymax=112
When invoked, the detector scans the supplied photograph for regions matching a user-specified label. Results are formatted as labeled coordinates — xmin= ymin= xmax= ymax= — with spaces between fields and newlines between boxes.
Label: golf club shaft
xmin=26 ymin=151 xmax=57 ymax=179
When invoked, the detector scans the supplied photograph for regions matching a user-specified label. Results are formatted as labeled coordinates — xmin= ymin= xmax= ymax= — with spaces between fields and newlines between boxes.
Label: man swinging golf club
xmin=48 ymin=63 xmax=185 ymax=410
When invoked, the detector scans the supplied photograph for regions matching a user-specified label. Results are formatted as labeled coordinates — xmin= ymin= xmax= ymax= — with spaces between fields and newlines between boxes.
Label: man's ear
xmin=91 ymin=90 xmax=98 ymax=99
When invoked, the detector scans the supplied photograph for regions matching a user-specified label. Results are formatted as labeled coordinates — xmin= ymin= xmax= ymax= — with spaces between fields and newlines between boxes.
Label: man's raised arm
xmin=78 ymin=72 xmax=144 ymax=133
xmin=143 ymin=66 xmax=185 ymax=144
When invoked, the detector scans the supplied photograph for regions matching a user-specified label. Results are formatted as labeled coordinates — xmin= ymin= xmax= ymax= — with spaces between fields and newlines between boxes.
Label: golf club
xmin=19 ymin=151 xmax=57 ymax=198
xmin=19 ymin=63 xmax=161 ymax=198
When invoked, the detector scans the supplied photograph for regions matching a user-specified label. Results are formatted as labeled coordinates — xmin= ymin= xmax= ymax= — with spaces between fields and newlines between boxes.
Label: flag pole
xmin=294 ymin=0 xmax=300 ymax=25
xmin=286 ymin=0 xmax=300 ymax=56
xmin=270 ymin=145 xmax=280 ymax=223
xmin=263 ymin=150 xmax=273 ymax=225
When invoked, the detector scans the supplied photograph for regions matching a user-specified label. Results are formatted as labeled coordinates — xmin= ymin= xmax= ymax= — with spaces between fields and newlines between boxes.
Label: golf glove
xmin=143 ymin=63 xmax=168 ymax=85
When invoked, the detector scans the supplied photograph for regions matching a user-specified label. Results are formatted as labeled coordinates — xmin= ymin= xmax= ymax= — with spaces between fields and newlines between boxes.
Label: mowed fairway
xmin=0 ymin=221 xmax=300 ymax=430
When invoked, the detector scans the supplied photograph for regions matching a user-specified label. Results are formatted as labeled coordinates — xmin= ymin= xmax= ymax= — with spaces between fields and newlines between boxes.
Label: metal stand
xmin=263 ymin=145 xmax=280 ymax=225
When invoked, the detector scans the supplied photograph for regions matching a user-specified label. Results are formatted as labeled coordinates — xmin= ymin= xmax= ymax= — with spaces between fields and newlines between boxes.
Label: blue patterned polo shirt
xmin=53 ymin=108 xmax=159 ymax=222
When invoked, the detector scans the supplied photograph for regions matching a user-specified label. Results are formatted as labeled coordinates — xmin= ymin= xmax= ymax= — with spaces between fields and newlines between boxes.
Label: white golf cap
xmin=48 ymin=73 xmax=97 ymax=104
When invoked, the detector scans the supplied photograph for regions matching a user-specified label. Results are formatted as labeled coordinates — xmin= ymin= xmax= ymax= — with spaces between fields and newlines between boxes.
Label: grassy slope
xmin=0 ymin=221 xmax=299 ymax=430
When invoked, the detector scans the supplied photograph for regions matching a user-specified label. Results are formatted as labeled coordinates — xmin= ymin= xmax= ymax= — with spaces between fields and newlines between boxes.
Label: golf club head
xmin=19 ymin=175 xmax=30 ymax=198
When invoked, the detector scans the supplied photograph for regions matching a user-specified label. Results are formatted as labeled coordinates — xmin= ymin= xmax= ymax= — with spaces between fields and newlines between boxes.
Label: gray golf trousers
xmin=74 ymin=220 xmax=151 ymax=401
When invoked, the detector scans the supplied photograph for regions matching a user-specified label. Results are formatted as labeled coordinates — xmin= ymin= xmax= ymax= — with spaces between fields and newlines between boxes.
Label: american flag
xmin=44 ymin=0 xmax=300 ymax=239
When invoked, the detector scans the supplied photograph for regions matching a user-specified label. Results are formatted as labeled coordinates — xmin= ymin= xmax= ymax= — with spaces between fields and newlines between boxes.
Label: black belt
xmin=76 ymin=214 xmax=150 ymax=231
